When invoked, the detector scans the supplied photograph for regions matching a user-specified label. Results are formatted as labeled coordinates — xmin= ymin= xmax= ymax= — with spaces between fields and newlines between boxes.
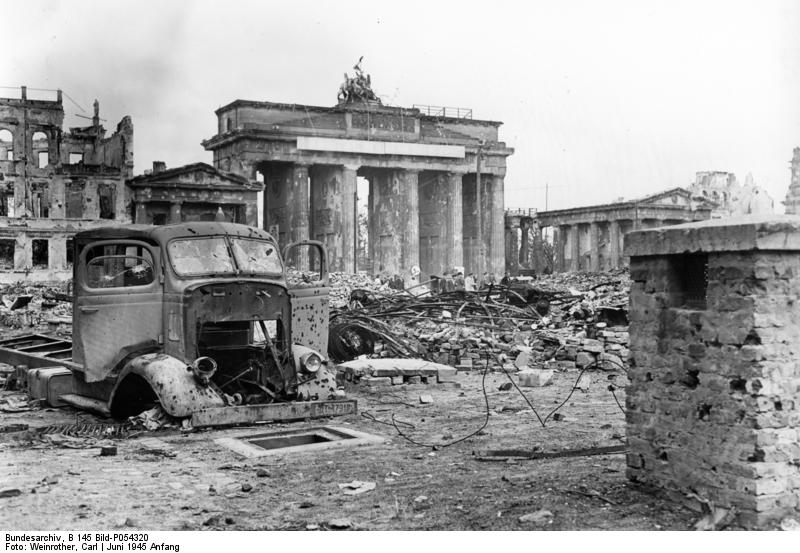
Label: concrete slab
xmin=215 ymin=426 xmax=386 ymax=459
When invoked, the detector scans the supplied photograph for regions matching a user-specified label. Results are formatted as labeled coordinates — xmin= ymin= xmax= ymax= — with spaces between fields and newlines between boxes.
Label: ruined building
xmin=689 ymin=171 xmax=774 ymax=217
xmin=534 ymin=188 xmax=712 ymax=273
xmin=783 ymin=147 xmax=800 ymax=214
xmin=0 ymin=87 xmax=133 ymax=282
xmin=130 ymin=161 xmax=262 ymax=227
xmin=201 ymin=64 xmax=513 ymax=282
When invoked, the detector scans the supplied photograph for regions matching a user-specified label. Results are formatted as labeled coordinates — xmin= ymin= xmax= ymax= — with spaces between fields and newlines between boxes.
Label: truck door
xmin=73 ymin=240 xmax=163 ymax=382
xmin=283 ymin=240 xmax=329 ymax=355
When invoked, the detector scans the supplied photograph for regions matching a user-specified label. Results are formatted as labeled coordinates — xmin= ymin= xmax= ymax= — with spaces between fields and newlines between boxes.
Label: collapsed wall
xmin=625 ymin=216 xmax=800 ymax=528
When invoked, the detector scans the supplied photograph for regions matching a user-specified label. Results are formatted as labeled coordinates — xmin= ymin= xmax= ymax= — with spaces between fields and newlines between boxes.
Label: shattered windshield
xmin=231 ymin=238 xmax=283 ymax=275
xmin=168 ymin=236 xmax=284 ymax=277
xmin=168 ymin=237 xmax=235 ymax=276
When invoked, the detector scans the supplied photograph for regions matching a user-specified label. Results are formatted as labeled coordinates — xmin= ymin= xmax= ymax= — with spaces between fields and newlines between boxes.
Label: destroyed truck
xmin=0 ymin=222 xmax=356 ymax=427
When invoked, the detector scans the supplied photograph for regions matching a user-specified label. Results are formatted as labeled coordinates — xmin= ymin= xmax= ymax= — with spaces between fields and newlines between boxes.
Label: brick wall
xmin=627 ymin=249 xmax=800 ymax=527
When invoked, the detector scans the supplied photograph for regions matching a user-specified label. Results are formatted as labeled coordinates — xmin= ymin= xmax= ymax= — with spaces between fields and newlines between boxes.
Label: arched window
xmin=0 ymin=129 xmax=12 ymax=161
xmin=32 ymin=131 xmax=49 ymax=168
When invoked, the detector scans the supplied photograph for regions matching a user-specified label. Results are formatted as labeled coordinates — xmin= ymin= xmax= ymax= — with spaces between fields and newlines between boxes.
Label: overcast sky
xmin=4 ymin=0 xmax=799 ymax=212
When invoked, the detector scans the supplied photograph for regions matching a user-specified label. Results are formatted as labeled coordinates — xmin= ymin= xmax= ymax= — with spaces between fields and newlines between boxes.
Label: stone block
xmin=373 ymin=368 xmax=399 ymax=377
xmin=581 ymin=339 xmax=604 ymax=353
xmin=391 ymin=376 xmax=404 ymax=385
xmin=436 ymin=367 xmax=458 ymax=383
xmin=518 ymin=369 xmax=554 ymax=387
xmin=575 ymin=351 xmax=595 ymax=368
xmin=361 ymin=376 xmax=392 ymax=387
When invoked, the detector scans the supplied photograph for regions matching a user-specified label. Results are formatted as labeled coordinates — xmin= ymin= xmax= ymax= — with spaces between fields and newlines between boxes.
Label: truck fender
xmin=292 ymin=344 xmax=338 ymax=401
xmin=110 ymin=353 xmax=226 ymax=418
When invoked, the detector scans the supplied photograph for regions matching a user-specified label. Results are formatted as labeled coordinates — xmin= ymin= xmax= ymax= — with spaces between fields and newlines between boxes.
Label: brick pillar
xmin=169 ymin=201 xmax=182 ymax=224
xmin=569 ymin=225 xmax=579 ymax=272
xmin=609 ymin=220 xmax=621 ymax=269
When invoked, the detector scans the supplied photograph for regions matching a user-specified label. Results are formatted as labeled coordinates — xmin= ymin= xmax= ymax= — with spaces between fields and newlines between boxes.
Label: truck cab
xmin=69 ymin=222 xmax=341 ymax=421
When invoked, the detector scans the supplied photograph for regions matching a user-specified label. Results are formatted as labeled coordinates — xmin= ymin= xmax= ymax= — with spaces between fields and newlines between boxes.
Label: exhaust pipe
xmin=191 ymin=356 xmax=217 ymax=386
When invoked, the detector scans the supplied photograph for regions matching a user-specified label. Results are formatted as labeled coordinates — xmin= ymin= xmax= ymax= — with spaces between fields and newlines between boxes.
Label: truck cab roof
xmin=74 ymin=222 xmax=276 ymax=245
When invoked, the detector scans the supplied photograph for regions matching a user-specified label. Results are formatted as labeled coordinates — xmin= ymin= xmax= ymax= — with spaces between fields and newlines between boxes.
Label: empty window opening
xmin=69 ymin=152 xmax=84 ymax=164
xmin=0 ymin=129 xmax=12 ymax=160
xmin=671 ymin=253 xmax=708 ymax=309
xmin=66 ymin=238 xmax=74 ymax=266
xmin=0 ymin=239 xmax=14 ymax=269
xmin=32 ymin=239 xmax=49 ymax=269
xmin=32 ymin=132 xmax=48 ymax=168
xmin=31 ymin=183 xmax=50 ymax=218
xmin=0 ymin=184 xmax=14 ymax=217
xmin=152 ymin=213 xmax=167 ymax=225
xmin=65 ymin=183 xmax=83 ymax=219
xmin=98 ymin=183 xmax=116 ymax=219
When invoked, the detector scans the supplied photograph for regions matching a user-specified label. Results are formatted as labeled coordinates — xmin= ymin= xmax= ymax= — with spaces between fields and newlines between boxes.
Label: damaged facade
xmin=689 ymin=171 xmax=774 ymax=217
xmin=201 ymin=78 xmax=513 ymax=282
xmin=0 ymin=87 xmax=134 ymax=282
xmin=783 ymin=147 xmax=800 ymax=214
xmin=130 ymin=162 xmax=262 ymax=226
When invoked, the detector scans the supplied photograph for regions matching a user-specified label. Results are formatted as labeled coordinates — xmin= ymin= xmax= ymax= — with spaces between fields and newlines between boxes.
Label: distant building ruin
xmin=783 ymin=147 xmax=800 ymax=214
xmin=533 ymin=188 xmax=712 ymax=273
xmin=0 ymin=87 xmax=133 ymax=282
xmin=689 ymin=170 xmax=774 ymax=217
xmin=202 ymin=65 xmax=513 ymax=282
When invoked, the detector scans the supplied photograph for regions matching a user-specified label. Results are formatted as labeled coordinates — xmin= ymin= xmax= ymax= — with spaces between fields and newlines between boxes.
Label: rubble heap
xmin=0 ymin=282 xmax=72 ymax=332
xmin=329 ymin=270 xmax=631 ymax=372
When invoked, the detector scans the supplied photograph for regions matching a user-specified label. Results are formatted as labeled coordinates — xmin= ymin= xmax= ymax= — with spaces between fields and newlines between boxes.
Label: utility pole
xmin=475 ymin=140 xmax=484 ymax=278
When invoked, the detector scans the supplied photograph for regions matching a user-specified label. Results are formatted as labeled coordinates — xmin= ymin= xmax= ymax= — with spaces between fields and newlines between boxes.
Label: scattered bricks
xmin=518 ymin=369 xmax=554 ymax=387
xmin=419 ymin=394 xmax=434 ymax=404
xmin=436 ymin=367 xmax=458 ymax=383
xmin=391 ymin=376 xmax=404 ymax=385
xmin=575 ymin=351 xmax=594 ymax=368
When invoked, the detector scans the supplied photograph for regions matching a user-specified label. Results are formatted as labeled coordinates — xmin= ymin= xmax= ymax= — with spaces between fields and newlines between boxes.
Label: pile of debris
xmin=0 ymin=282 xmax=72 ymax=332
xmin=328 ymin=270 xmax=631 ymax=373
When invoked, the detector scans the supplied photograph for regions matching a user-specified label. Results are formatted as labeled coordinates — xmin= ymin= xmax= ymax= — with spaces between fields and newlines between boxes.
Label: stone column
xmin=309 ymin=164 xmax=358 ymax=273
xmin=401 ymin=169 xmax=420 ymax=283
xmin=446 ymin=171 xmax=464 ymax=272
xmin=369 ymin=168 xmax=419 ymax=282
xmin=169 ymin=201 xmax=182 ymax=224
xmin=134 ymin=202 xmax=148 ymax=224
xmin=505 ymin=216 xmax=521 ymax=276
xmin=489 ymin=174 xmax=505 ymax=278
xmin=589 ymin=222 xmax=600 ymax=272
xmin=609 ymin=220 xmax=621 ymax=270
xmin=569 ymin=225 xmax=579 ymax=272
xmin=341 ymin=165 xmax=358 ymax=273
xmin=520 ymin=219 xmax=531 ymax=269
xmin=288 ymin=163 xmax=310 ymax=245
xmin=555 ymin=226 xmax=566 ymax=272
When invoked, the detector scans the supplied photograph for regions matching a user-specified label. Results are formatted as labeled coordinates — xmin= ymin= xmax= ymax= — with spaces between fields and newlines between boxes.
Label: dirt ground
xmin=0 ymin=367 xmax=703 ymax=531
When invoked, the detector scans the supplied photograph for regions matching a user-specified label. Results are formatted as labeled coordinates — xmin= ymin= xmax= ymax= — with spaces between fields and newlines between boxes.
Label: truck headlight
xmin=300 ymin=352 xmax=322 ymax=374
xmin=191 ymin=356 xmax=217 ymax=385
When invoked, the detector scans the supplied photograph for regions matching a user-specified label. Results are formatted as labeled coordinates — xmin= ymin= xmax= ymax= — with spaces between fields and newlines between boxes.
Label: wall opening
xmin=65 ymin=182 xmax=83 ymax=219
xmin=0 ymin=129 xmax=12 ymax=160
xmin=31 ymin=182 xmax=50 ymax=218
xmin=356 ymin=175 xmax=369 ymax=272
xmin=0 ymin=239 xmax=14 ymax=269
xmin=0 ymin=183 xmax=14 ymax=217
xmin=69 ymin=152 xmax=84 ymax=164
xmin=32 ymin=239 xmax=49 ymax=269
xmin=66 ymin=237 xmax=74 ymax=267
xmin=98 ymin=183 xmax=116 ymax=219
xmin=671 ymin=254 xmax=708 ymax=309
xmin=32 ymin=132 xmax=48 ymax=168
